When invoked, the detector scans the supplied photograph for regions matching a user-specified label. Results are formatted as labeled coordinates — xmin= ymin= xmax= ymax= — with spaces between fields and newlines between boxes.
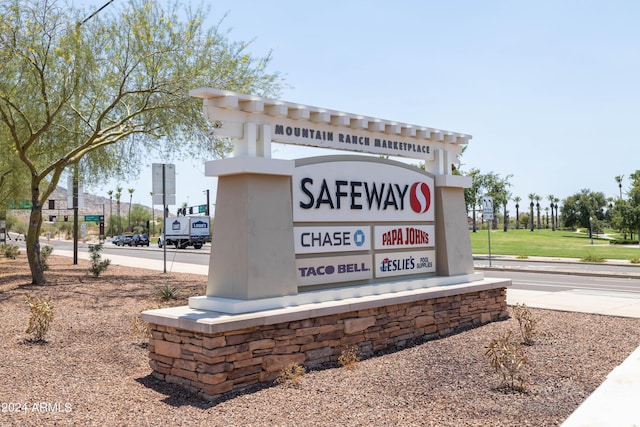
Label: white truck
xmin=159 ymin=216 xmax=210 ymax=249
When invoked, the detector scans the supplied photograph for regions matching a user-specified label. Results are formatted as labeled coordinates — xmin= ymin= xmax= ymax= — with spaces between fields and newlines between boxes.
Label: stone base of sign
xmin=142 ymin=278 xmax=510 ymax=401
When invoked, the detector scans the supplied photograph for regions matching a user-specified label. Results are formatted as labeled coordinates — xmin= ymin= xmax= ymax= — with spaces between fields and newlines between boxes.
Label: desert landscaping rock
xmin=1 ymin=254 xmax=639 ymax=426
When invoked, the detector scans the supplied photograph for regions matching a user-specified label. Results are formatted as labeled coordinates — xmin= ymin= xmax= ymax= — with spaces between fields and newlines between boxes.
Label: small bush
xmin=515 ymin=254 xmax=529 ymax=259
xmin=25 ymin=293 xmax=55 ymax=343
xmin=512 ymin=304 xmax=537 ymax=345
xmin=129 ymin=314 xmax=151 ymax=341
xmin=630 ymin=257 xmax=640 ymax=264
xmin=40 ymin=245 xmax=53 ymax=271
xmin=485 ymin=331 xmax=528 ymax=392
xmin=275 ymin=362 xmax=305 ymax=387
xmin=155 ymin=284 xmax=180 ymax=301
xmin=88 ymin=243 xmax=111 ymax=277
xmin=580 ymin=253 xmax=605 ymax=263
xmin=338 ymin=346 xmax=360 ymax=369
xmin=1 ymin=244 xmax=20 ymax=259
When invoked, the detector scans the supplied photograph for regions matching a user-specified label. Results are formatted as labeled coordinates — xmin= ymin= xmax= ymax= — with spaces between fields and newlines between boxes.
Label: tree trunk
xmin=472 ymin=206 xmax=477 ymax=232
xmin=26 ymin=195 xmax=46 ymax=285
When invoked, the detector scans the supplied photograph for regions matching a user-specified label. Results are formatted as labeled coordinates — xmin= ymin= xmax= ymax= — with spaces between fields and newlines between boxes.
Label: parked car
xmin=112 ymin=235 xmax=122 ymax=245
xmin=120 ymin=234 xmax=134 ymax=246
xmin=132 ymin=234 xmax=149 ymax=247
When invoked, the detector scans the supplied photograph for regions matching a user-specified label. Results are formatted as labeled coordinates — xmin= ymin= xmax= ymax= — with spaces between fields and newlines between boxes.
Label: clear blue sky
xmin=98 ymin=0 xmax=640 ymax=214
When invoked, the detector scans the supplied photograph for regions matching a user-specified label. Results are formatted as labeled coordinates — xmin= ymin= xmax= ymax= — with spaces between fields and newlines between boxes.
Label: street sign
xmin=198 ymin=204 xmax=206 ymax=213
xmin=84 ymin=215 xmax=101 ymax=222
xmin=7 ymin=200 xmax=32 ymax=209
xmin=482 ymin=196 xmax=494 ymax=220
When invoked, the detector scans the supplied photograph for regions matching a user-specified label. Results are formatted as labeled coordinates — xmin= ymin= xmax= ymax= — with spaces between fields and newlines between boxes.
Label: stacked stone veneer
xmin=146 ymin=285 xmax=508 ymax=401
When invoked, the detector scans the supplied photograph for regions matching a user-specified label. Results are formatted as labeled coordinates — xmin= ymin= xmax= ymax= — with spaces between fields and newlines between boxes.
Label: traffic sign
xmin=84 ymin=215 xmax=102 ymax=221
xmin=482 ymin=196 xmax=494 ymax=220
xmin=198 ymin=204 xmax=206 ymax=213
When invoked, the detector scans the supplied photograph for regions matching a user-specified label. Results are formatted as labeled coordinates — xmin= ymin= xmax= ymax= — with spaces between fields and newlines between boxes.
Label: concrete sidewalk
xmin=58 ymin=249 xmax=640 ymax=426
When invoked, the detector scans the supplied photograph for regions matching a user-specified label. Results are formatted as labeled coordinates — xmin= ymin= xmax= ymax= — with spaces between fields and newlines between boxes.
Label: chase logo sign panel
xmin=294 ymin=226 xmax=371 ymax=254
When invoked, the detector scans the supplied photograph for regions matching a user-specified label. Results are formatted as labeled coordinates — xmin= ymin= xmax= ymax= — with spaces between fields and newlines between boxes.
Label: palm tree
xmin=528 ymin=193 xmax=536 ymax=231
xmin=502 ymin=192 xmax=511 ymax=232
xmin=534 ymin=195 xmax=542 ymax=229
xmin=547 ymin=194 xmax=556 ymax=231
xmin=615 ymin=175 xmax=624 ymax=200
xmin=115 ymin=186 xmax=123 ymax=234
xmin=513 ymin=196 xmax=521 ymax=229
xmin=128 ymin=188 xmax=135 ymax=230
xmin=107 ymin=190 xmax=113 ymax=235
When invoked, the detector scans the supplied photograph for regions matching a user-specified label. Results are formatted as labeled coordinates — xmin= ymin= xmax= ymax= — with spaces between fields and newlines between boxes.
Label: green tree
xmin=513 ymin=196 xmax=521 ymax=229
xmin=0 ymin=0 xmax=282 ymax=284
xmin=561 ymin=189 xmax=607 ymax=231
xmin=527 ymin=193 xmax=537 ymax=231
xmin=127 ymin=188 xmax=135 ymax=230
xmin=115 ymin=186 xmax=123 ymax=235
xmin=129 ymin=204 xmax=151 ymax=233
xmin=534 ymin=194 xmax=542 ymax=229
xmin=464 ymin=168 xmax=482 ymax=232
xmin=480 ymin=172 xmax=512 ymax=231
xmin=625 ymin=171 xmax=640 ymax=241
xmin=615 ymin=175 xmax=624 ymax=200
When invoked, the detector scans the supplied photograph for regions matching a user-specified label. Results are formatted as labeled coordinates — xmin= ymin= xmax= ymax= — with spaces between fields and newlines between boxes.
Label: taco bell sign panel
xmin=293 ymin=159 xmax=434 ymax=223
xmin=296 ymin=254 xmax=373 ymax=287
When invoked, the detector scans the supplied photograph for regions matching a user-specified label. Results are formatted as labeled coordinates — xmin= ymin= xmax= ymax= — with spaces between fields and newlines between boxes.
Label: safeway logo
xmin=293 ymin=158 xmax=435 ymax=223
xmin=410 ymin=182 xmax=431 ymax=213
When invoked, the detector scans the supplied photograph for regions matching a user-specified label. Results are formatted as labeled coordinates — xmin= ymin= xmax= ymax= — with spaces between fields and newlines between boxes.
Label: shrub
xmin=485 ymin=331 xmax=528 ymax=392
xmin=88 ymin=243 xmax=111 ymax=277
xmin=275 ymin=362 xmax=305 ymax=387
xmin=25 ymin=293 xmax=55 ymax=343
xmin=129 ymin=314 xmax=151 ymax=342
xmin=630 ymin=257 xmax=640 ymax=264
xmin=155 ymin=284 xmax=180 ymax=301
xmin=1 ymin=244 xmax=20 ymax=259
xmin=580 ymin=253 xmax=605 ymax=263
xmin=512 ymin=304 xmax=537 ymax=345
xmin=515 ymin=254 xmax=529 ymax=259
xmin=40 ymin=245 xmax=53 ymax=271
xmin=338 ymin=346 xmax=360 ymax=369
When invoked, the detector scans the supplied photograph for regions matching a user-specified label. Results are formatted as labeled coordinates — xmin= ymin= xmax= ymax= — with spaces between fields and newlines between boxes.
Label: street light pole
xmin=71 ymin=0 xmax=115 ymax=263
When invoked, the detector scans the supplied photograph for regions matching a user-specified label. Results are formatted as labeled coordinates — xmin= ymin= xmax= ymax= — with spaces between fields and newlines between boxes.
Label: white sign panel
xmin=272 ymin=120 xmax=435 ymax=161
xmin=152 ymin=163 xmax=176 ymax=196
xmin=152 ymin=194 xmax=176 ymax=206
xmin=293 ymin=159 xmax=434 ymax=223
xmin=294 ymin=226 xmax=371 ymax=254
xmin=482 ymin=195 xmax=494 ymax=220
xmin=374 ymin=250 xmax=436 ymax=278
xmin=66 ymin=175 xmax=84 ymax=208
xmin=374 ymin=224 xmax=435 ymax=250
xmin=296 ymin=254 xmax=373 ymax=287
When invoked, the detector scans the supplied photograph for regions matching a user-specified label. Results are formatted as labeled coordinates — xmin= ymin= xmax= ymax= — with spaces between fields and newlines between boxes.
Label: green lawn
xmin=469 ymin=228 xmax=640 ymax=262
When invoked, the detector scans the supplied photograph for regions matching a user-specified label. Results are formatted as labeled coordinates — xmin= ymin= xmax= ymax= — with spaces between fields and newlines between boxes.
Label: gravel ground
xmin=1 ymin=253 xmax=640 ymax=426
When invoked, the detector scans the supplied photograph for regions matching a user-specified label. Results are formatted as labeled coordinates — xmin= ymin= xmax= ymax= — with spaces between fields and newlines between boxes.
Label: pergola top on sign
xmin=190 ymin=87 xmax=471 ymax=171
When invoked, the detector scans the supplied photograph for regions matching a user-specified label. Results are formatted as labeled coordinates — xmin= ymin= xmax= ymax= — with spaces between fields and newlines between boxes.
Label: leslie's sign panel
xmin=293 ymin=157 xmax=434 ymax=223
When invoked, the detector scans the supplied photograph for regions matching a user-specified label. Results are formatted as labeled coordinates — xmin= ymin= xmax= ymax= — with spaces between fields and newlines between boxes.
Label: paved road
xmin=483 ymin=269 xmax=640 ymax=296
xmin=11 ymin=234 xmax=640 ymax=296
xmin=475 ymin=254 xmax=640 ymax=275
